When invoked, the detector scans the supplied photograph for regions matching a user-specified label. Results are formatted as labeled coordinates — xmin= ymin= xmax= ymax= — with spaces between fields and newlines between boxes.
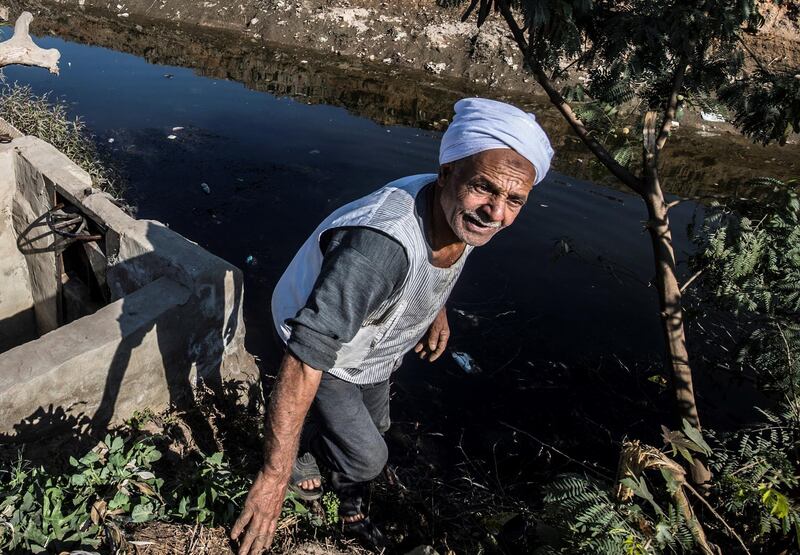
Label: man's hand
xmin=230 ymin=352 xmax=322 ymax=554
xmin=414 ymin=307 xmax=449 ymax=362
xmin=231 ymin=467 xmax=287 ymax=554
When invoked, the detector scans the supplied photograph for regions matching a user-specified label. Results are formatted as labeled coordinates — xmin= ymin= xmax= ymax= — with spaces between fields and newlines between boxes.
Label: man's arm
xmin=232 ymin=227 xmax=409 ymax=554
xmin=231 ymin=352 xmax=322 ymax=555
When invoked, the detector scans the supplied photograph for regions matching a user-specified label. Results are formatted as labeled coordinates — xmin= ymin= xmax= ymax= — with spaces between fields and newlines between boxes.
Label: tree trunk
xmin=489 ymin=0 xmax=712 ymax=486
xmin=642 ymin=119 xmax=712 ymax=486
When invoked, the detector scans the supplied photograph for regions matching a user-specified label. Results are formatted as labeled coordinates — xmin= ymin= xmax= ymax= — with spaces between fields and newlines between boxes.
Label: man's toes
xmin=313 ymin=478 xmax=321 ymax=488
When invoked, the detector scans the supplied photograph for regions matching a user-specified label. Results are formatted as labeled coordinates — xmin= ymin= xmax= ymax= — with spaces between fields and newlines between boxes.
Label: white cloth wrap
xmin=439 ymin=98 xmax=554 ymax=186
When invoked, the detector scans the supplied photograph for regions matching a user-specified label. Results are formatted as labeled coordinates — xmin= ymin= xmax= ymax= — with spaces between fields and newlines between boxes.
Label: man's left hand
xmin=414 ymin=307 xmax=449 ymax=362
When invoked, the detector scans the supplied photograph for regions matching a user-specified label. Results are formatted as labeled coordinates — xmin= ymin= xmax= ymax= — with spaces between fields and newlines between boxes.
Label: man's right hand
xmin=230 ymin=351 xmax=323 ymax=554
xmin=231 ymin=467 xmax=288 ymax=554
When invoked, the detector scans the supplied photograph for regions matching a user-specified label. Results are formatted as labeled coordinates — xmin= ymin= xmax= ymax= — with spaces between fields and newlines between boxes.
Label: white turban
xmin=439 ymin=98 xmax=554 ymax=186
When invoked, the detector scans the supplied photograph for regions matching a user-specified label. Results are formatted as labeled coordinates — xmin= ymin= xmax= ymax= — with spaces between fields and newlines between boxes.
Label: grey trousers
xmin=302 ymin=372 xmax=390 ymax=515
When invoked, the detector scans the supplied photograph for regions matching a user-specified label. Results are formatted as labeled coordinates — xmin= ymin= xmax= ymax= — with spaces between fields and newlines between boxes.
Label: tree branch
xmin=493 ymin=0 xmax=645 ymax=195
xmin=680 ymin=269 xmax=704 ymax=293
xmin=655 ymin=55 xmax=688 ymax=153
xmin=0 ymin=12 xmax=60 ymax=74
xmin=684 ymin=482 xmax=752 ymax=555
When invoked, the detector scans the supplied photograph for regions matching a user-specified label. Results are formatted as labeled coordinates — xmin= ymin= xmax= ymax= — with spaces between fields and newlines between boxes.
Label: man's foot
xmin=341 ymin=513 xmax=388 ymax=551
xmin=288 ymin=452 xmax=323 ymax=501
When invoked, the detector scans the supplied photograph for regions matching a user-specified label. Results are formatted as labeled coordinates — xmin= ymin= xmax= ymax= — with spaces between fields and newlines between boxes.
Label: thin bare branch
xmin=499 ymin=421 xmax=614 ymax=481
xmin=736 ymin=34 xmax=769 ymax=74
xmin=680 ymin=269 xmax=704 ymax=293
xmin=493 ymin=0 xmax=644 ymax=194
xmin=655 ymin=56 xmax=688 ymax=153
xmin=685 ymin=482 xmax=752 ymax=555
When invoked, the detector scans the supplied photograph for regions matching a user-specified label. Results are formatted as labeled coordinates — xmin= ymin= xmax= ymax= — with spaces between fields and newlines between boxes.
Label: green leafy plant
xmin=0 ymin=434 xmax=163 ymax=553
xmin=708 ymin=406 xmax=800 ymax=549
xmin=695 ymin=180 xmax=800 ymax=398
xmin=172 ymin=451 xmax=249 ymax=526
xmin=321 ymin=492 xmax=340 ymax=527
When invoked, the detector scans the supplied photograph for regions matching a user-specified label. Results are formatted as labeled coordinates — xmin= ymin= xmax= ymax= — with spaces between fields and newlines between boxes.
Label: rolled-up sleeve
xmin=286 ymin=227 xmax=409 ymax=371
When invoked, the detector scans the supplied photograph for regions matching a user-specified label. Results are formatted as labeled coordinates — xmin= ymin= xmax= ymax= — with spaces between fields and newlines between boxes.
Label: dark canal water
xmin=1 ymin=25 xmax=752 ymax=459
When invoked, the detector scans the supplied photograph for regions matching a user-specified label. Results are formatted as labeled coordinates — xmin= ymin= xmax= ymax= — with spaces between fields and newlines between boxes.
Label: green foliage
xmin=1 ymin=427 xmax=341 ymax=552
xmin=0 ymin=435 xmax=163 ymax=553
xmin=321 ymin=492 xmax=341 ymax=527
xmin=536 ymin=473 xmax=695 ymax=554
xmin=707 ymin=406 xmax=800 ymax=548
xmin=171 ymin=451 xmax=249 ymax=526
xmin=0 ymin=83 xmax=123 ymax=196
xmin=695 ymin=181 xmax=800 ymax=396
xmin=459 ymin=1 xmax=795 ymax=155
xmin=720 ymin=69 xmax=800 ymax=145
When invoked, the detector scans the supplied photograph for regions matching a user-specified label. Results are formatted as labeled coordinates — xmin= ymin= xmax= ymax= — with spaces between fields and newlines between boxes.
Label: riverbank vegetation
xmin=0 ymin=83 xmax=123 ymax=196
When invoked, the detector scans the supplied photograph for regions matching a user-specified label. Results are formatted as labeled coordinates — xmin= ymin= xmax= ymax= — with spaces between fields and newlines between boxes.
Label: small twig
xmin=186 ymin=522 xmax=202 ymax=553
xmin=491 ymin=441 xmax=506 ymax=496
xmin=684 ymin=482 xmax=752 ymax=555
xmin=499 ymin=421 xmax=614 ymax=480
xmin=776 ymin=322 xmax=797 ymax=401
xmin=680 ymin=269 xmax=704 ymax=293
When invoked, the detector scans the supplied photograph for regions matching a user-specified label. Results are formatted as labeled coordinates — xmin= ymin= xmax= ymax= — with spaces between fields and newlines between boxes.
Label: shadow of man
xmin=88 ymin=221 xmax=243 ymax=452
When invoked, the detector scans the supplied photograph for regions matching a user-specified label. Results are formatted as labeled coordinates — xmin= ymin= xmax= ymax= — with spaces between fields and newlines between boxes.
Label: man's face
xmin=437 ymin=148 xmax=536 ymax=247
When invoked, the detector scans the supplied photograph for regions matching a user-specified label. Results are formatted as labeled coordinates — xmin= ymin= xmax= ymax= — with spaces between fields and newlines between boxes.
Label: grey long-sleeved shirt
xmin=286 ymin=227 xmax=410 ymax=371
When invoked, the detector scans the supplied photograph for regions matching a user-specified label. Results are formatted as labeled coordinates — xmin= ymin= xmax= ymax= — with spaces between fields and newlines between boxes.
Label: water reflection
xmin=15 ymin=1 xmax=800 ymax=198
xmin=0 ymin=4 xmax=783 ymax=431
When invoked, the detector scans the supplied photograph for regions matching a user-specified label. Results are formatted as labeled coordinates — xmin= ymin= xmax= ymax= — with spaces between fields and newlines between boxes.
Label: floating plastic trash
xmin=166 ymin=135 xmax=177 ymax=140
xmin=451 ymin=351 xmax=481 ymax=374
xmin=245 ymin=255 xmax=258 ymax=266
xmin=200 ymin=183 xmax=211 ymax=194
xmin=700 ymin=111 xmax=725 ymax=123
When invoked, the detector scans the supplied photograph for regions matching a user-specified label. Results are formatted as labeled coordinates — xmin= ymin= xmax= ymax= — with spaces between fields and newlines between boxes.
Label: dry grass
xmin=0 ymin=83 xmax=123 ymax=196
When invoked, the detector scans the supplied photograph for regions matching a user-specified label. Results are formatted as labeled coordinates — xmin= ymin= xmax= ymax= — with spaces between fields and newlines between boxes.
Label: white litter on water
xmin=172 ymin=126 xmax=184 ymax=131
xmin=700 ymin=111 xmax=725 ymax=123
xmin=200 ymin=183 xmax=211 ymax=194
xmin=451 ymin=351 xmax=481 ymax=374
xmin=309 ymin=149 xmax=321 ymax=154
xmin=166 ymin=135 xmax=177 ymax=140
xmin=107 ymin=138 xmax=115 ymax=143
xmin=453 ymin=308 xmax=479 ymax=326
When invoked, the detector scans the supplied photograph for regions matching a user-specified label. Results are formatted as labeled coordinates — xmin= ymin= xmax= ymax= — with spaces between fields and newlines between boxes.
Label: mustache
xmin=464 ymin=211 xmax=502 ymax=229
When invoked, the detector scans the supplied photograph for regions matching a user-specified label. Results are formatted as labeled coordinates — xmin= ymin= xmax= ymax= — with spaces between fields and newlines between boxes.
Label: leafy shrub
xmin=695 ymin=180 xmax=800 ymax=397
xmin=171 ymin=451 xmax=249 ymax=526
xmin=0 ymin=434 xmax=163 ymax=553
xmin=708 ymin=407 xmax=800 ymax=550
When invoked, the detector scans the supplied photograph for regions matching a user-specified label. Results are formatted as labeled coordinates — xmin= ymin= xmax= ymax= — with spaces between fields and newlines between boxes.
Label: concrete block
xmin=0 ymin=135 xmax=259 ymax=437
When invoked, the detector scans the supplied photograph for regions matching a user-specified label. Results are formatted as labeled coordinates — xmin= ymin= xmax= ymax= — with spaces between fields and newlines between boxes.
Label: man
xmin=231 ymin=98 xmax=553 ymax=554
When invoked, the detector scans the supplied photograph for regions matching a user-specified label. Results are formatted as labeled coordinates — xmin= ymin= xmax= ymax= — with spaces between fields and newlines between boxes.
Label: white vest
xmin=272 ymin=174 xmax=472 ymax=384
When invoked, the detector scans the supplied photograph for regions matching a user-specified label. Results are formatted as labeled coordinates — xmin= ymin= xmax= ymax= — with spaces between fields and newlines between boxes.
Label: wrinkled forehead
xmin=450 ymin=148 xmax=537 ymax=187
